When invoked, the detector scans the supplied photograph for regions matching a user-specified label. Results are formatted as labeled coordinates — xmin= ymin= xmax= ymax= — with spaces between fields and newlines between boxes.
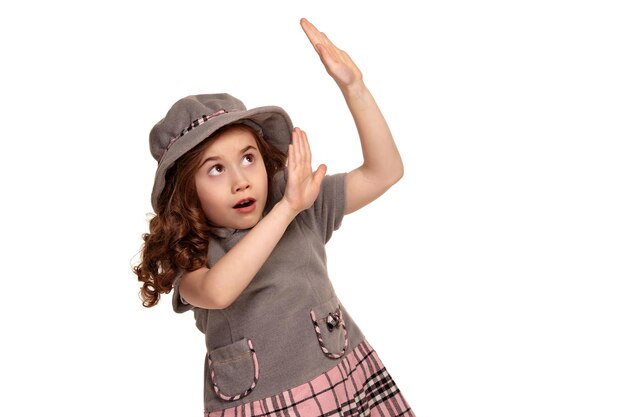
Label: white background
xmin=1 ymin=1 xmax=625 ymax=416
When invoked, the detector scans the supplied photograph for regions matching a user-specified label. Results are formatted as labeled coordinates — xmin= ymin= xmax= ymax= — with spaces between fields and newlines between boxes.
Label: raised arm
xmin=300 ymin=18 xmax=404 ymax=215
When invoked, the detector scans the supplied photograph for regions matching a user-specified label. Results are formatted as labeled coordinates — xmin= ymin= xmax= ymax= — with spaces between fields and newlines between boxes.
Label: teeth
xmin=235 ymin=199 xmax=253 ymax=208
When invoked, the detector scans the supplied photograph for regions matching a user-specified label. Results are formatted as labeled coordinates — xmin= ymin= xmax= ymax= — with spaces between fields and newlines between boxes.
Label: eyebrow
xmin=199 ymin=145 xmax=258 ymax=168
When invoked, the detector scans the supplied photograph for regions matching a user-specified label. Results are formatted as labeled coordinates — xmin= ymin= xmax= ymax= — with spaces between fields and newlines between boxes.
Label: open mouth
xmin=233 ymin=198 xmax=256 ymax=209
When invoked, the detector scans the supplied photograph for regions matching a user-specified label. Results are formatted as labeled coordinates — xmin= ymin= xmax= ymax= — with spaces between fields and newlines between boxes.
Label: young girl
xmin=135 ymin=18 xmax=415 ymax=417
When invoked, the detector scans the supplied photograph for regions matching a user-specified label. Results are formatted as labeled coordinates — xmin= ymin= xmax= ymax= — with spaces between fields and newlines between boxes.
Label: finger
xmin=287 ymin=143 xmax=293 ymax=168
xmin=316 ymin=43 xmax=336 ymax=67
xmin=300 ymin=18 xmax=327 ymax=57
xmin=300 ymin=18 xmax=323 ymax=47
xmin=320 ymin=32 xmax=337 ymax=50
xmin=300 ymin=129 xmax=312 ymax=167
xmin=293 ymin=128 xmax=304 ymax=166
xmin=312 ymin=164 xmax=327 ymax=187
xmin=298 ymin=129 xmax=306 ymax=163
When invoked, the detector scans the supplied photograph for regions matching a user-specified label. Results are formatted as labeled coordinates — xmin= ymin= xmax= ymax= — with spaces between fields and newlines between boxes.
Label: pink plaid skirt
xmin=205 ymin=339 xmax=415 ymax=417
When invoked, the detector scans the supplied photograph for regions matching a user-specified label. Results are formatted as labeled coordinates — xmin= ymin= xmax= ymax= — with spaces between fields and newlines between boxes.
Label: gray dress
xmin=172 ymin=171 xmax=408 ymax=414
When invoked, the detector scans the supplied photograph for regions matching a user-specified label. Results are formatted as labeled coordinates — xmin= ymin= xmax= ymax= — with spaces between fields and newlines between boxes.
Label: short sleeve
xmin=172 ymin=271 xmax=194 ymax=314
xmin=301 ymin=172 xmax=346 ymax=243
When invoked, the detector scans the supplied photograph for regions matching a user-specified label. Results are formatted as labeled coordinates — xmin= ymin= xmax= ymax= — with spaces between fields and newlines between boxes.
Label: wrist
xmin=272 ymin=199 xmax=300 ymax=222
xmin=340 ymin=79 xmax=368 ymax=98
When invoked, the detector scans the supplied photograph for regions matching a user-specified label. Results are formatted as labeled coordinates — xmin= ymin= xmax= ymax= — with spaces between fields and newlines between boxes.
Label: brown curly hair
xmin=133 ymin=124 xmax=287 ymax=307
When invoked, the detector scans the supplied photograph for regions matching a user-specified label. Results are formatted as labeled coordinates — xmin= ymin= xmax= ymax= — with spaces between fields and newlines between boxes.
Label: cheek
xmin=195 ymin=181 xmax=219 ymax=213
xmin=259 ymin=174 xmax=270 ymax=208
xmin=254 ymin=163 xmax=269 ymax=187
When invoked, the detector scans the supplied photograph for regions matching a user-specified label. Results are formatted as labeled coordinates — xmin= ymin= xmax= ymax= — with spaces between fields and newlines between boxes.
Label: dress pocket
xmin=207 ymin=338 xmax=259 ymax=402
xmin=310 ymin=298 xmax=349 ymax=359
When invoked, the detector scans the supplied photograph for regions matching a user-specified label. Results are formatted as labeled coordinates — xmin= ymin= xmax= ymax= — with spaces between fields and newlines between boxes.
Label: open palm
xmin=300 ymin=18 xmax=363 ymax=88
xmin=283 ymin=127 xmax=327 ymax=213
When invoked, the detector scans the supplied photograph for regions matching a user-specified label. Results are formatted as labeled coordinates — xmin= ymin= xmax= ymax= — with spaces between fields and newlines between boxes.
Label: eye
xmin=208 ymin=164 xmax=224 ymax=176
xmin=242 ymin=154 xmax=255 ymax=166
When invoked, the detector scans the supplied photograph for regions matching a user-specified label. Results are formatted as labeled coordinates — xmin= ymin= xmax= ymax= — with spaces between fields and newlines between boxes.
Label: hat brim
xmin=151 ymin=106 xmax=293 ymax=210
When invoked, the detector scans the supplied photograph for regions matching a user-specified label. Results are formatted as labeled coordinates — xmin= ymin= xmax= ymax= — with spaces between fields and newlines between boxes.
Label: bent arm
xmin=179 ymin=200 xmax=296 ymax=310
xmin=342 ymin=82 xmax=403 ymax=214
xmin=300 ymin=18 xmax=403 ymax=215
xmin=179 ymin=128 xmax=325 ymax=310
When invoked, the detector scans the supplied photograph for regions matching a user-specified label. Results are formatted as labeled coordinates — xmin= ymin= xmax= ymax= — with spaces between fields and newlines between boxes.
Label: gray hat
xmin=149 ymin=93 xmax=293 ymax=210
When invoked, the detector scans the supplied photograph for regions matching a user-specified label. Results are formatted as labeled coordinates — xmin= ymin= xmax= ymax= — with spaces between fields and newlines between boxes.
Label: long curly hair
xmin=133 ymin=124 xmax=287 ymax=307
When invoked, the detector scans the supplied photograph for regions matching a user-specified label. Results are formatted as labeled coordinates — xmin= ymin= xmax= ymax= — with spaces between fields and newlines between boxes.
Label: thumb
xmin=312 ymin=164 xmax=327 ymax=187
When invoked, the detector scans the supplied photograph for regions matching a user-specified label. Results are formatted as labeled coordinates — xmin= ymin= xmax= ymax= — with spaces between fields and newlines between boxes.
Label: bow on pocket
xmin=310 ymin=298 xmax=349 ymax=359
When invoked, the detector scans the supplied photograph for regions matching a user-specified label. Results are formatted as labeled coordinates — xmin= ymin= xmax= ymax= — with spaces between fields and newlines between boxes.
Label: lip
xmin=232 ymin=198 xmax=257 ymax=214
xmin=234 ymin=202 xmax=257 ymax=214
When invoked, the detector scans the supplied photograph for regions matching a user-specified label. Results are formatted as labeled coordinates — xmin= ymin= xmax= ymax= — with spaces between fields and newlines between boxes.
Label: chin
xmin=235 ymin=215 xmax=262 ymax=230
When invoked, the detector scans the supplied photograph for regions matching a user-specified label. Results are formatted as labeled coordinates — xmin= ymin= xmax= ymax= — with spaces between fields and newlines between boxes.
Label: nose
xmin=231 ymin=168 xmax=250 ymax=193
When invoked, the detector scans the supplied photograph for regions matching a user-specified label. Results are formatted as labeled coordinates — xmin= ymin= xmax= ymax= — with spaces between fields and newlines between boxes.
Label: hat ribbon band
xmin=159 ymin=108 xmax=241 ymax=163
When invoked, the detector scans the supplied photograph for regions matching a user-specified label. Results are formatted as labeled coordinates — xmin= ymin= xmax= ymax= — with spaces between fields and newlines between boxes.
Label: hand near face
xmin=283 ymin=128 xmax=327 ymax=214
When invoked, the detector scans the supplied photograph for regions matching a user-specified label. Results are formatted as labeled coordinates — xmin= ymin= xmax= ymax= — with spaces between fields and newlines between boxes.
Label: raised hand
xmin=283 ymin=127 xmax=327 ymax=214
xmin=300 ymin=18 xmax=363 ymax=89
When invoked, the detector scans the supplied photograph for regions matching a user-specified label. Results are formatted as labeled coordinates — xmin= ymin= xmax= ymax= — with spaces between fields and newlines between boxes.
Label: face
xmin=194 ymin=126 xmax=268 ymax=230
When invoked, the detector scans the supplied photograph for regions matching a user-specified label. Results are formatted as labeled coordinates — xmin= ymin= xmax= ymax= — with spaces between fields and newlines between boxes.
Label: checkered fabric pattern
xmin=205 ymin=339 xmax=415 ymax=417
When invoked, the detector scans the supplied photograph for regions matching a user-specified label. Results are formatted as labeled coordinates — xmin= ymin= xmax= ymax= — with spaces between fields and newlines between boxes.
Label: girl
xmin=135 ymin=18 xmax=415 ymax=417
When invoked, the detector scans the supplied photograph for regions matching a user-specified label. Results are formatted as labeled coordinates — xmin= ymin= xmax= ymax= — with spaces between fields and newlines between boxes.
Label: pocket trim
xmin=310 ymin=305 xmax=349 ymax=359
xmin=207 ymin=338 xmax=259 ymax=402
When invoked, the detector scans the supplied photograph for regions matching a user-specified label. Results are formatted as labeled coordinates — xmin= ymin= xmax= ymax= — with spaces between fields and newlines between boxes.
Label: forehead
xmin=203 ymin=126 xmax=258 ymax=155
